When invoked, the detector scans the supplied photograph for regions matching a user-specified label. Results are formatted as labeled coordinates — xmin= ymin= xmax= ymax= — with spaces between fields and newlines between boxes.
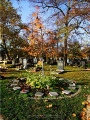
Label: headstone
xmin=81 ymin=60 xmax=86 ymax=69
xmin=5 ymin=54 xmax=8 ymax=60
xmin=23 ymin=58 xmax=27 ymax=69
xmin=69 ymin=60 xmax=73 ymax=66
xmin=19 ymin=57 xmax=23 ymax=64
xmin=12 ymin=59 xmax=15 ymax=65
xmin=67 ymin=58 xmax=70 ymax=65
xmin=33 ymin=57 xmax=37 ymax=64
xmin=0 ymin=54 xmax=2 ymax=61
xmin=49 ymin=92 xmax=58 ymax=97
xmin=56 ymin=60 xmax=64 ymax=72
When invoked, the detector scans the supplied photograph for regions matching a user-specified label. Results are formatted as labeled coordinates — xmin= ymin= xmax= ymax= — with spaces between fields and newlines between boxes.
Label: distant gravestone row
xmin=69 ymin=58 xmax=87 ymax=68
xmin=12 ymin=57 xmax=35 ymax=69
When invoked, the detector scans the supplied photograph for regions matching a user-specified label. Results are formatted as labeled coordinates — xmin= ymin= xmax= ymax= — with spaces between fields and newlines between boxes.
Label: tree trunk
xmin=64 ymin=38 xmax=67 ymax=66
xmin=2 ymin=38 xmax=10 ymax=60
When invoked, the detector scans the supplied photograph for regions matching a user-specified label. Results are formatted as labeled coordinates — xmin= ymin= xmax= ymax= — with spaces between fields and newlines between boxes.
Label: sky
xmin=11 ymin=0 xmax=35 ymax=23
xmin=11 ymin=0 xmax=90 ymax=46
xmin=11 ymin=0 xmax=56 ymax=29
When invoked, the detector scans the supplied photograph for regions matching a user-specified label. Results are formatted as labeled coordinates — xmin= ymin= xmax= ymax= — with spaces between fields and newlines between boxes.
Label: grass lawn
xmin=0 ymin=64 xmax=90 ymax=120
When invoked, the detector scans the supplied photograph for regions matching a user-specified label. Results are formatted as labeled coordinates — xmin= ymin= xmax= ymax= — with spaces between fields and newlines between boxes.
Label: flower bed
xmin=7 ymin=73 xmax=81 ymax=99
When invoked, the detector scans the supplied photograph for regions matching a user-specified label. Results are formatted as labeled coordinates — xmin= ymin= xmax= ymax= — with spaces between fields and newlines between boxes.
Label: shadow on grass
xmin=1 ymin=76 xmax=18 ymax=80
xmin=77 ymin=81 xmax=90 ymax=86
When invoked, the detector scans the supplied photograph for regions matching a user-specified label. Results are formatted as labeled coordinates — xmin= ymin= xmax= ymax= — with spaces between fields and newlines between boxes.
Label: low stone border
xmin=27 ymin=85 xmax=81 ymax=100
xmin=9 ymin=78 xmax=82 ymax=100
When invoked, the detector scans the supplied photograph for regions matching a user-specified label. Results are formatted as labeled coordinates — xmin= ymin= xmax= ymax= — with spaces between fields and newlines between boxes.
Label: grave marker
xmin=49 ymin=92 xmax=58 ymax=97
xmin=81 ymin=60 xmax=86 ymax=69
xmin=23 ymin=58 xmax=27 ymax=69
xmin=56 ymin=60 xmax=64 ymax=73
xmin=62 ymin=90 xmax=71 ymax=95
xmin=35 ymin=92 xmax=44 ymax=97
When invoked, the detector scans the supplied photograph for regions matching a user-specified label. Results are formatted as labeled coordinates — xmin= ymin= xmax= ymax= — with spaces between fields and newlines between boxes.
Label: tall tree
xmin=27 ymin=0 xmax=90 ymax=65
xmin=0 ymin=0 xmax=22 ymax=59
xmin=23 ymin=8 xmax=46 ymax=58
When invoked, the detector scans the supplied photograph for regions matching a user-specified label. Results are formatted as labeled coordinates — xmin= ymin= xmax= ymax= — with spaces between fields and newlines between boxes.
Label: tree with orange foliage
xmin=23 ymin=8 xmax=46 ymax=59
xmin=27 ymin=0 xmax=90 ymax=66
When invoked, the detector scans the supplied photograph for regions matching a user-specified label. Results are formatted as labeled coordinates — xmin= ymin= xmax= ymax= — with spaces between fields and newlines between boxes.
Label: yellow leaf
xmin=72 ymin=113 xmax=76 ymax=117
xmin=48 ymin=104 xmax=52 ymax=108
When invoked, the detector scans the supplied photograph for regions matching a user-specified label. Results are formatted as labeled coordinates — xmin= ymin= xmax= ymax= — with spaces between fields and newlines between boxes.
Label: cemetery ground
xmin=0 ymin=63 xmax=90 ymax=120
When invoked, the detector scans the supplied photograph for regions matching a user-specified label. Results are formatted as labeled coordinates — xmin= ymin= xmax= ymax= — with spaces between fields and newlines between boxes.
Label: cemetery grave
xmin=7 ymin=75 xmax=80 ymax=99
xmin=51 ymin=60 xmax=65 ymax=74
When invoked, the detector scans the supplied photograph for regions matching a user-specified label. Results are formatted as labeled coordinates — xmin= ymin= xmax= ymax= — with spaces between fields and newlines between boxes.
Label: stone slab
xmin=49 ymin=92 xmax=58 ymax=96
xmin=69 ymin=83 xmax=75 ymax=87
xmin=62 ymin=90 xmax=71 ymax=95
xmin=56 ymin=69 xmax=64 ymax=72
xmin=10 ymin=83 xmax=18 ymax=87
xmin=35 ymin=92 xmax=44 ymax=97
xmin=13 ymin=86 xmax=21 ymax=90
xmin=13 ymin=79 xmax=19 ymax=83
xmin=20 ymin=90 xmax=29 ymax=93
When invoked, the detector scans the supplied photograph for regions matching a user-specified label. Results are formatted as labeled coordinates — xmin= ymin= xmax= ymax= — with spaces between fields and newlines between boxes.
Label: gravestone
xmin=0 ymin=54 xmax=2 ymax=61
xmin=81 ymin=60 xmax=87 ymax=69
xmin=33 ymin=57 xmax=37 ymax=64
xmin=12 ymin=59 xmax=15 ymax=65
xmin=19 ymin=57 xmax=23 ymax=64
xmin=56 ymin=60 xmax=64 ymax=73
xmin=19 ymin=58 xmax=27 ymax=69
xmin=23 ymin=58 xmax=27 ymax=69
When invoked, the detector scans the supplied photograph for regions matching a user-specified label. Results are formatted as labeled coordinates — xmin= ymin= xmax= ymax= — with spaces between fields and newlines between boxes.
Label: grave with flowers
xmin=8 ymin=73 xmax=81 ymax=99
